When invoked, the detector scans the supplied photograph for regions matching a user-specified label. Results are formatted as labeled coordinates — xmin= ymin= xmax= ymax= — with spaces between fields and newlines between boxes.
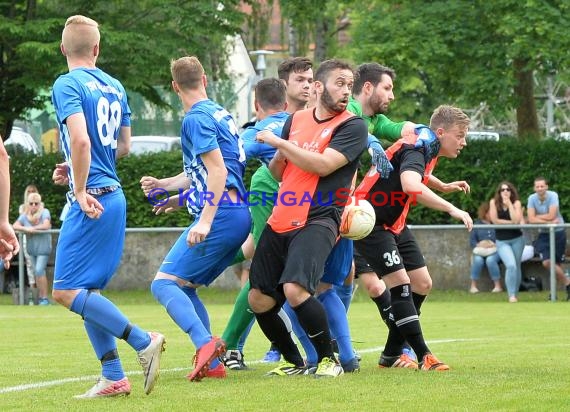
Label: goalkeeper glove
xmin=367 ymin=135 xmax=393 ymax=179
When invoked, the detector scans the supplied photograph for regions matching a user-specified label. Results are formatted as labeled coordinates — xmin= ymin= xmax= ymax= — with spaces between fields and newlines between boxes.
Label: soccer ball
xmin=339 ymin=197 xmax=376 ymax=240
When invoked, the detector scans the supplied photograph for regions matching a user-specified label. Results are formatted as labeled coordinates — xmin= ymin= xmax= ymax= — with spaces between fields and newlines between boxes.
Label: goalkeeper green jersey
xmin=347 ymin=96 xmax=404 ymax=143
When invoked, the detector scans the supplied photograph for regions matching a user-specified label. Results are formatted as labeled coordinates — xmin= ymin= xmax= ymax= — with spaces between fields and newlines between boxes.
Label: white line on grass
xmin=0 ymin=338 xmax=479 ymax=394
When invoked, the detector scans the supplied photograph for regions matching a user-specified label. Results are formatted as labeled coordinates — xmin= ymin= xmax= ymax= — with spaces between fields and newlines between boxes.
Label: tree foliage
xmin=0 ymin=0 xmax=248 ymax=139
xmin=279 ymin=0 xmax=354 ymax=61
xmin=346 ymin=0 xmax=570 ymax=139
xmin=242 ymin=0 xmax=274 ymax=51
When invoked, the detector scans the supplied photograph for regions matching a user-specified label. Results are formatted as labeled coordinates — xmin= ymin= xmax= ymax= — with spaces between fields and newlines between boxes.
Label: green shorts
xmin=249 ymin=165 xmax=279 ymax=246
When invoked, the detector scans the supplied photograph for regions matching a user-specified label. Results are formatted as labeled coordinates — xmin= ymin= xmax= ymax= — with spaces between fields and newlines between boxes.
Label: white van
xmin=130 ymin=136 xmax=181 ymax=155
xmin=466 ymin=131 xmax=500 ymax=142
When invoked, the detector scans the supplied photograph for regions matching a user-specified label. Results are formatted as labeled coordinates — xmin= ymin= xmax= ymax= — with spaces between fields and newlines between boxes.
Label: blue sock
xmin=70 ymin=290 xmax=150 ymax=351
xmin=151 ymin=279 xmax=211 ymax=348
xmin=333 ymin=283 xmax=353 ymax=313
xmin=182 ymin=287 xmax=211 ymax=333
xmin=181 ymin=286 xmax=220 ymax=369
xmin=318 ymin=289 xmax=354 ymax=364
xmin=101 ymin=358 xmax=124 ymax=381
xmin=238 ymin=319 xmax=255 ymax=352
xmin=84 ymin=320 xmax=125 ymax=381
xmin=283 ymin=302 xmax=318 ymax=367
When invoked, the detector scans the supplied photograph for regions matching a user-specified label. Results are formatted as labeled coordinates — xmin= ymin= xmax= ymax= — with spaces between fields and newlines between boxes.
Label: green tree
xmin=242 ymin=0 xmax=274 ymax=51
xmin=0 ymin=0 xmax=248 ymax=140
xmin=347 ymin=0 xmax=570 ymax=139
xmin=279 ymin=0 xmax=354 ymax=62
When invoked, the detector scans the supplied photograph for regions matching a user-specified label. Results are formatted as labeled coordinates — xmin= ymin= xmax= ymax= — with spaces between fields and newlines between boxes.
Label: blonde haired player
xmin=354 ymin=105 xmax=472 ymax=371
xmin=51 ymin=15 xmax=165 ymax=398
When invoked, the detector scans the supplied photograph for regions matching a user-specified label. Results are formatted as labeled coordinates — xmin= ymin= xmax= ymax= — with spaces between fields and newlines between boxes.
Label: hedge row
xmin=8 ymin=139 xmax=570 ymax=228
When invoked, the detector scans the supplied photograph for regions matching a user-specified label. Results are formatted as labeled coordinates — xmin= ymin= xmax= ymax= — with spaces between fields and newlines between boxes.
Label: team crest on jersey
xmin=320 ymin=128 xmax=331 ymax=138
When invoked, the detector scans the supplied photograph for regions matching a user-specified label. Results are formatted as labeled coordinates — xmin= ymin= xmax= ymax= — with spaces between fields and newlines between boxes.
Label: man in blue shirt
xmin=149 ymin=56 xmax=251 ymax=382
xmin=527 ymin=177 xmax=569 ymax=300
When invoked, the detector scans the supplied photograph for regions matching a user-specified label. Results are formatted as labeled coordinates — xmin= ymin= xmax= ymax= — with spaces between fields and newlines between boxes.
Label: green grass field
xmin=0 ymin=288 xmax=568 ymax=411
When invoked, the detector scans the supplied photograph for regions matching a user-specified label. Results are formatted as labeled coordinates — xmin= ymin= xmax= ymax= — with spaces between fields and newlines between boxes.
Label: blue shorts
xmin=159 ymin=205 xmax=251 ymax=285
xmin=321 ymin=238 xmax=353 ymax=286
xmin=535 ymin=231 xmax=567 ymax=263
xmin=54 ymin=189 xmax=126 ymax=290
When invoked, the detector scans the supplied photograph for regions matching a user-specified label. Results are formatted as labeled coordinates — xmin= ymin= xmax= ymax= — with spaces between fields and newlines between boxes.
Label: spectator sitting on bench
xmin=469 ymin=201 xmax=502 ymax=293
xmin=526 ymin=176 xmax=570 ymax=301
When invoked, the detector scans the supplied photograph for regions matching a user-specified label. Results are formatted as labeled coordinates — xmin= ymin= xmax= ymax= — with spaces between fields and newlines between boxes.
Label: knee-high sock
xmin=182 ymin=287 xmax=210 ymax=333
xmin=400 ymin=292 xmax=427 ymax=355
xmin=84 ymin=320 xmax=125 ymax=381
xmin=412 ymin=292 xmax=426 ymax=315
xmin=221 ymin=280 xmax=256 ymax=350
xmin=292 ymin=296 xmax=334 ymax=363
xmin=333 ymin=283 xmax=354 ymax=313
xmin=317 ymin=289 xmax=354 ymax=364
xmin=151 ymin=279 xmax=210 ymax=349
xmin=267 ymin=309 xmax=292 ymax=354
xmin=70 ymin=289 xmax=150 ymax=351
xmin=254 ymin=305 xmax=304 ymax=366
xmin=181 ymin=286 xmax=220 ymax=368
xmin=371 ymin=288 xmax=392 ymax=325
xmin=386 ymin=284 xmax=429 ymax=359
xmin=373 ymin=289 xmax=416 ymax=354
xmin=383 ymin=315 xmax=407 ymax=356
xmin=283 ymin=301 xmax=318 ymax=366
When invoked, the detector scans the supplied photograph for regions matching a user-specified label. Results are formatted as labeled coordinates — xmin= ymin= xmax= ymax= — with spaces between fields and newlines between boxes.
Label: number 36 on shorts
xmin=383 ymin=250 xmax=401 ymax=267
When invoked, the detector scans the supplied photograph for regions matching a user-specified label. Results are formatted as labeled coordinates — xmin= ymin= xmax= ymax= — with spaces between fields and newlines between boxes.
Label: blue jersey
xmin=52 ymin=68 xmax=131 ymax=194
xmin=242 ymin=111 xmax=289 ymax=166
xmin=181 ymin=99 xmax=246 ymax=215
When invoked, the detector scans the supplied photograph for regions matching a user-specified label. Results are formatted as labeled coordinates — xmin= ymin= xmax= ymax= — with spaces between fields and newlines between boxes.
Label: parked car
xmin=466 ymin=131 xmax=500 ymax=142
xmin=129 ymin=136 xmax=181 ymax=155
xmin=4 ymin=127 xmax=41 ymax=154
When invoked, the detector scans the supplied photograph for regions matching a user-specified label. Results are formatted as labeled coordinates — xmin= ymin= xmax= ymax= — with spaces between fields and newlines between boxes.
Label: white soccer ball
xmin=339 ymin=197 xmax=376 ymax=240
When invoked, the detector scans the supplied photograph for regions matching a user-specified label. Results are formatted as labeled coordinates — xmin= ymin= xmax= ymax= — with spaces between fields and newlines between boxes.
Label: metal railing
xmin=409 ymin=223 xmax=570 ymax=302
xmin=11 ymin=223 xmax=568 ymax=304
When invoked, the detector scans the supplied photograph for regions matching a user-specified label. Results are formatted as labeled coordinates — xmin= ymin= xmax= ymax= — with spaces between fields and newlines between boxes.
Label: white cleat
xmin=74 ymin=377 xmax=131 ymax=399
xmin=137 ymin=332 xmax=166 ymax=394
xmin=314 ymin=357 xmax=344 ymax=378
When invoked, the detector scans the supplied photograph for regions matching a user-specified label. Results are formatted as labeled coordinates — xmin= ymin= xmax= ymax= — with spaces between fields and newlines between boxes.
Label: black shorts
xmin=535 ymin=231 xmax=567 ymax=264
xmin=353 ymin=248 xmax=374 ymax=278
xmin=353 ymin=226 xmax=425 ymax=277
xmin=249 ymin=222 xmax=337 ymax=305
